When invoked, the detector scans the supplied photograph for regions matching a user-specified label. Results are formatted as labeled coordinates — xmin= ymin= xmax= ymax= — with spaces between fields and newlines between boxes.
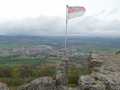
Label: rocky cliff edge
xmin=78 ymin=50 xmax=120 ymax=90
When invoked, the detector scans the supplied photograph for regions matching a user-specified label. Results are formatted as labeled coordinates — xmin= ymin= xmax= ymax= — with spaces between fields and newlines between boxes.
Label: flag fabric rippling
xmin=67 ymin=6 xmax=86 ymax=20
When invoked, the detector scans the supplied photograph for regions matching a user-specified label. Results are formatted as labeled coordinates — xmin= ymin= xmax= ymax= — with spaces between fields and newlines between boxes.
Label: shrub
xmin=0 ymin=78 xmax=12 ymax=86
xmin=11 ymin=79 xmax=24 ymax=86
xmin=68 ymin=74 xmax=79 ymax=85
xmin=51 ymin=75 xmax=56 ymax=80
xmin=25 ymin=77 xmax=35 ymax=84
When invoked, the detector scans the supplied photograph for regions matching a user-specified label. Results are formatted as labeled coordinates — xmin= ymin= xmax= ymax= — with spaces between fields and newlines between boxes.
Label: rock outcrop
xmin=0 ymin=82 xmax=9 ymax=90
xmin=17 ymin=76 xmax=77 ymax=90
xmin=78 ymin=50 xmax=120 ymax=90
xmin=56 ymin=57 xmax=68 ymax=87
xmin=17 ymin=77 xmax=56 ymax=90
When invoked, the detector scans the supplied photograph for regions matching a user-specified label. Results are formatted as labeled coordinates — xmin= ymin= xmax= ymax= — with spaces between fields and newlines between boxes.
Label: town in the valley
xmin=0 ymin=44 xmax=89 ymax=58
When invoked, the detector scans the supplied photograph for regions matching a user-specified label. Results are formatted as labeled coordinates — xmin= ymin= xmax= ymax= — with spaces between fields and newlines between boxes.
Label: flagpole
xmin=65 ymin=5 xmax=68 ymax=87
xmin=65 ymin=5 xmax=68 ymax=59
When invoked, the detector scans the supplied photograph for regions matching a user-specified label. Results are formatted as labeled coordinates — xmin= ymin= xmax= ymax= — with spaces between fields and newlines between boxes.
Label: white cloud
xmin=0 ymin=0 xmax=120 ymax=37
xmin=108 ymin=7 xmax=119 ymax=15
xmin=0 ymin=15 xmax=120 ymax=36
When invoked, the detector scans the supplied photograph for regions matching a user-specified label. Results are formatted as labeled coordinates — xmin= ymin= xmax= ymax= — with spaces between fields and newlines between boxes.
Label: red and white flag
xmin=67 ymin=5 xmax=86 ymax=20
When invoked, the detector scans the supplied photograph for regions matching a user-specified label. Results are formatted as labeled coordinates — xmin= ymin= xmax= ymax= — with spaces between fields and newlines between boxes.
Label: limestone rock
xmin=0 ymin=82 xmax=9 ymax=90
xmin=78 ymin=50 xmax=120 ymax=90
xmin=17 ymin=77 xmax=56 ymax=90
xmin=56 ymin=58 xmax=68 ymax=86
xmin=113 ymin=50 xmax=120 ymax=55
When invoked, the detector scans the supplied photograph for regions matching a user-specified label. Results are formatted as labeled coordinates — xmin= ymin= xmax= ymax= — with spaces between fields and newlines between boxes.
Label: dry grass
xmin=9 ymin=86 xmax=18 ymax=90
xmin=46 ymin=63 xmax=84 ymax=68
xmin=75 ymin=64 xmax=83 ymax=68
xmin=45 ymin=63 xmax=57 ymax=67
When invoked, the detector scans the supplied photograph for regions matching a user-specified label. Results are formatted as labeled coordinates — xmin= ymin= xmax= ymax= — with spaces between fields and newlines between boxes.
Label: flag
xmin=67 ymin=5 xmax=86 ymax=20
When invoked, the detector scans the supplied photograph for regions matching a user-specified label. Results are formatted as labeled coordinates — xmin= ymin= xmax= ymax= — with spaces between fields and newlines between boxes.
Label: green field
xmin=105 ymin=48 xmax=120 ymax=52
xmin=0 ymin=59 xmax=39 ymax=66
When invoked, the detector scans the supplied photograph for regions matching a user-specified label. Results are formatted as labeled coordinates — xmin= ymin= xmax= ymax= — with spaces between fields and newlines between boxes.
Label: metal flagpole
xmin=65 ymin=5 xmax=68 ymax=59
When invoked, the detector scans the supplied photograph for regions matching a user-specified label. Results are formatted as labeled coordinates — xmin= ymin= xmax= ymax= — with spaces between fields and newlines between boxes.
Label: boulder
xmin=17 ymin=77 xmax=56 ymax=90
xmin=0 ymin=82 xmax=9 ymax=90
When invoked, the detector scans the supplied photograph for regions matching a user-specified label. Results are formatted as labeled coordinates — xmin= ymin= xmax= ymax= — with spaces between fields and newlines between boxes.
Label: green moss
xmin=84 ymin=87 xmax=91 ymax=90
xmin=92 ymin=82 xmax=96 ymax=85
xmin=105 ymin=86 xmax=109 ymax=89
xmin=68 ymin=84 xmax=76 ymax=87
xmin=95 ymin=69 xmax=99 ymax=72
xmin=112 ymin=79 xmax=116 ymax=82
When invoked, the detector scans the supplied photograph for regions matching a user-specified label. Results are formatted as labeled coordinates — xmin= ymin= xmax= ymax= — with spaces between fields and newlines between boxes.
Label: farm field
xmin=0 ymin=56 xmax=86 ymax=69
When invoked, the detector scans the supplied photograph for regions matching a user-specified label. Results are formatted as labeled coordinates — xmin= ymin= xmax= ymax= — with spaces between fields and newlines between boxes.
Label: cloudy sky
xmin=0 ymin=0 xmax=120 ymax=37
